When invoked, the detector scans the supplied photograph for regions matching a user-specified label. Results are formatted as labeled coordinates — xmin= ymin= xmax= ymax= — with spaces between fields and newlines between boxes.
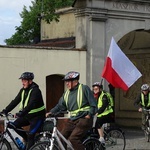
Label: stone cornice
xmin=74 ymin=7 xmax=150 ymax=20
xmin=115 ymin=0 xmax=150 ymax=3
xmin=107 ymin=1 xmax=150 ymax=14
xmin=74 ymin=1 xmax=150 ymax=20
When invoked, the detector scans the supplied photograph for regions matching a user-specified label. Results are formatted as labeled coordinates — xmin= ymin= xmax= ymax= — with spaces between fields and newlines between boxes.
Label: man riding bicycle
xmin=134 ymin=84 xmax=150 ymax=130
xmin=2 ymin=72 xmax=46 ymax=149
xmin=46 ymin=71 xmax=97 ymax=150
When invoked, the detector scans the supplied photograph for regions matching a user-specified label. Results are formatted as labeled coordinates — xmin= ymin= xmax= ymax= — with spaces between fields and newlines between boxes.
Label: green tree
xmin=5 ymin=0 xmax=74 ymax=45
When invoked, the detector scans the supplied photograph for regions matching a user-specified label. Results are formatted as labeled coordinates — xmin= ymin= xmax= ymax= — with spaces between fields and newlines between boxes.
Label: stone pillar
xmin=75 ymin=1 xmax=108 ymax=87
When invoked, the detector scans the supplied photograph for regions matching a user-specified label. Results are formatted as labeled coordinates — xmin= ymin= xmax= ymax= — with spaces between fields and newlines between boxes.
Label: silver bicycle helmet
xmin=62 ymin=71 xmax=80 ymax=81
xmin=92 ymin=82 xmax=103 ymax=89
xmin=141 ymin=84 xmax=149 ymax=91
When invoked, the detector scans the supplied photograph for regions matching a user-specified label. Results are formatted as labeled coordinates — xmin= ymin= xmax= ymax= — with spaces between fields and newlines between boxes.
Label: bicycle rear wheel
xmin=83 ymin=138 xmax=104 ymax=150
xmin=0 ymin=138 xmax=11 ymax=150
xmin=29 ymin=141 xmax=60 ymax=150
xmin=105 ymin=128 xmax=126 ymax=150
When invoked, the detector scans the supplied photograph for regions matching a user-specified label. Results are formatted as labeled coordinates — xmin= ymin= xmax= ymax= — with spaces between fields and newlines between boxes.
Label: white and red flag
xmin=101 ymin=37 xmax=142 ymax=91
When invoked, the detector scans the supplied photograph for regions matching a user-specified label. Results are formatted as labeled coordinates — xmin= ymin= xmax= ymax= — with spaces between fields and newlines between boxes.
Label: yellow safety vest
xmin=105 ymin=92 xmax=114 ymax=107
xmin=97 ymin=91 xmax=113 ymax=117
xmin=19 ymin=89 xmax=45 ymax=114
xmin=64 ymin=84 xmax=90 ymax=116
xmin=141 ymin=93 xmax=150 ymax=107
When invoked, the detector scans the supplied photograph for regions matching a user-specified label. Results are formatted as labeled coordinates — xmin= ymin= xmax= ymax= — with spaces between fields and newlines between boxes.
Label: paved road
xmin=123 ymin=127 xmax=150 ymax=150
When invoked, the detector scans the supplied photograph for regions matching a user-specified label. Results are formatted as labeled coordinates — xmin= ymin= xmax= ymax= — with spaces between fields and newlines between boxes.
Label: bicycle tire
xmin=0 ymin=138 xmax=11 ymax=150
xmin=105 ymin=128 xmax=126 ymax=150
xmin=83 ymin=137 xmax=105 ymax=150
xmin=29 ymin=141 xmax=60 ymax=150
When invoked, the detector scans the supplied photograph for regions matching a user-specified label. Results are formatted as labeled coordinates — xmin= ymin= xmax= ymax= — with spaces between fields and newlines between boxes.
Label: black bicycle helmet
xmin=63 ymin=71 xmax=80 ymax=81
xmin=19 ymin=72 xmax=34 ymax=80
xmin=141 ymin=84 xmax=149 ymax=91
xmin=92 ymin=82 xmax=103 ymax=89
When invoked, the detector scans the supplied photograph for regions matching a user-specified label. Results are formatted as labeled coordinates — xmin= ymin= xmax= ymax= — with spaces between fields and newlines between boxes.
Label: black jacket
xmin=5 ymin=82 xmax=45 ymax=120
xmin=134 ymin=92 xmax=150 ymax=109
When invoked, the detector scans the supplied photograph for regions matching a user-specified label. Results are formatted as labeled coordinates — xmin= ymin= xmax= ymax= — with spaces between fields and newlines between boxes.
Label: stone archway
xmin=115 ymin=30 xmax=150 ymax=127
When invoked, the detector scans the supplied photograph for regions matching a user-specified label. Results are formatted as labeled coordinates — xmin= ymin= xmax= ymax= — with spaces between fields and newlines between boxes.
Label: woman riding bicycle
xmin=92 ymin=82 xmax=114 ymax=145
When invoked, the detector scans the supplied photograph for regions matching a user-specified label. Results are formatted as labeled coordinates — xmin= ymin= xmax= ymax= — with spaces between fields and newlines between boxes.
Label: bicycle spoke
xmin=0 ymin=138 xmax=11 ymax=150
xmin=105 ymin=129 xmax=125 ymax=150
xmin=84 ymin=138 xmax=104 ymax=150
xmin=29 ymin=141 xmax=60 ymax=150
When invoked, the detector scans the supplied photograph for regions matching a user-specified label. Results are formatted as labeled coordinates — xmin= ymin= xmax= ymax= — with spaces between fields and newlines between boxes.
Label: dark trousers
xmin=96 ymin=113 xmax=114 ymax=128
xmin=61 ymin=117 xmax=93 ymax=150
xmin=13 ymin=117 xmax=44 ymax=150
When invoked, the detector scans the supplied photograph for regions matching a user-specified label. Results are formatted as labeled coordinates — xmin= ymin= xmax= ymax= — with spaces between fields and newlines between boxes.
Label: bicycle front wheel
xmin=29 ymin=141 xmax=60 ymax=150
xmin=0 ymin=138 xmax=11 ymax=150
xmin=144 ymin=130 xmax=150 ymax=142
xmin=83 ymin=138 xmax=104 ymax=150
xmin=105 ymin=128 xmax=126 ymax=150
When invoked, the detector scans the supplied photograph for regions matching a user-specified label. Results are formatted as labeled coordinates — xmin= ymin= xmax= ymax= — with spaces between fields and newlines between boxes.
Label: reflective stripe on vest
xmin=141 ymin=93 xmax=150 ymax=107
xmin=64 ymin=84 xmax=90 ymax=116
xmin=19 ymin=89 xmax=45 ymax=114
xmin=106 ymin=92 xmax=114 ymax=107
xmin=97 ymin=91 xmax=113 ymax=117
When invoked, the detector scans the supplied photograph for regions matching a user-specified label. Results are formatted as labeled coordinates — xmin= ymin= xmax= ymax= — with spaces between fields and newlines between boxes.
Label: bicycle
xmin=143 ymin=108 xmax=150 ymax=142
xmin=0 ymin=112 xmax=49 ymax=150
xmin=89 ymin=122 xmax=126 ymax=150
xmin=29 ymin=116 xmax=103 ymax=150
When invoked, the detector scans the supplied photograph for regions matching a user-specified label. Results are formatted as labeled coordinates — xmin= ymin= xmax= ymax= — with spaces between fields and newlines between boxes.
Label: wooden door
xmin=46 ymin=74 xmax=64 ymax=112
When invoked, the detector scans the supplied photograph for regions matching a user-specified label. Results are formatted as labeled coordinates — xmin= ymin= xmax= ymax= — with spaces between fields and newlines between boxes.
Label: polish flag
xmin=101 ymin=37 xmax=142 ymax=91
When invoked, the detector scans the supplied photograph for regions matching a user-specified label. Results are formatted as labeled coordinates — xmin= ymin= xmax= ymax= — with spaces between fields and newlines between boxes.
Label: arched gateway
xmin=73 ymin=0 xmax=150 ymax=127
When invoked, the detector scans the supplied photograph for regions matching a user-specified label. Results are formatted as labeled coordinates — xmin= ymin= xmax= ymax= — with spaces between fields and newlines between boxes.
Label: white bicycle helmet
xmin=141 ymin=84 xmax=149 ymax=91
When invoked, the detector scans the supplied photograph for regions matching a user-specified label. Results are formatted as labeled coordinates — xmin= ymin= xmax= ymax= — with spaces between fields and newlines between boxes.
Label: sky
xmin=0 ymin=0 xmax=32 ymax=45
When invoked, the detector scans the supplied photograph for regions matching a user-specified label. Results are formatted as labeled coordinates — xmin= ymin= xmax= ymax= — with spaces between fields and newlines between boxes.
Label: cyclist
xmin=2 ymin=72 xmax=46 ymax=149
xmin=134 ymin=83 xmax=150 ymax=130
xmin=46 ymin=71 xmax=97 ymax=150
xmin=92 ymin=82 xmax=114 ymax=144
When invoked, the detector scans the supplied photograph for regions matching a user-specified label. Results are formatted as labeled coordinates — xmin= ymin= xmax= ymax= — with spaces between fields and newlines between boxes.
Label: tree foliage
xmin=39 ymin=0 xmax=74 ymax=23
xmin=5 ymin=0 xmax=74 ymax=45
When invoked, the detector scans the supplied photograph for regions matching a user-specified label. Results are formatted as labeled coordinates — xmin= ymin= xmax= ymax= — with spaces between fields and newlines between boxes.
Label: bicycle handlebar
xmin=142 ymin=108 xmax=150 ymax=115
xmin=46 ymin=111 xmax=69 ymax=127
xmin=47 ymin=111 xmax=68 ymax=117
xmin=0 ymin=112 xmax=14 ymax=120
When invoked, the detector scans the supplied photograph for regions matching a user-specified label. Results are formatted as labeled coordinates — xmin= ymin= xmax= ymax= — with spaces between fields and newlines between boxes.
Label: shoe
xmin=99 ymin=137 xmax=105 ymax=148
xmin=99 ymin=137 xmax=105 ymax=143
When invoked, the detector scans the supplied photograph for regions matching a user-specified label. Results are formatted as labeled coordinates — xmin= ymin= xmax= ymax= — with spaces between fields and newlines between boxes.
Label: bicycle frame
xmin=48 ymin=117 xmax=74 ymax=150
xmin=143 ymin=108 xmax=150 ymax=142
xmin=0 ymin=124 xmax=21 ymax=149
xmin=0 ymin=113 xmax=27 ymax=150
xmin=145 ymin=109 xmax=150 ymax=130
